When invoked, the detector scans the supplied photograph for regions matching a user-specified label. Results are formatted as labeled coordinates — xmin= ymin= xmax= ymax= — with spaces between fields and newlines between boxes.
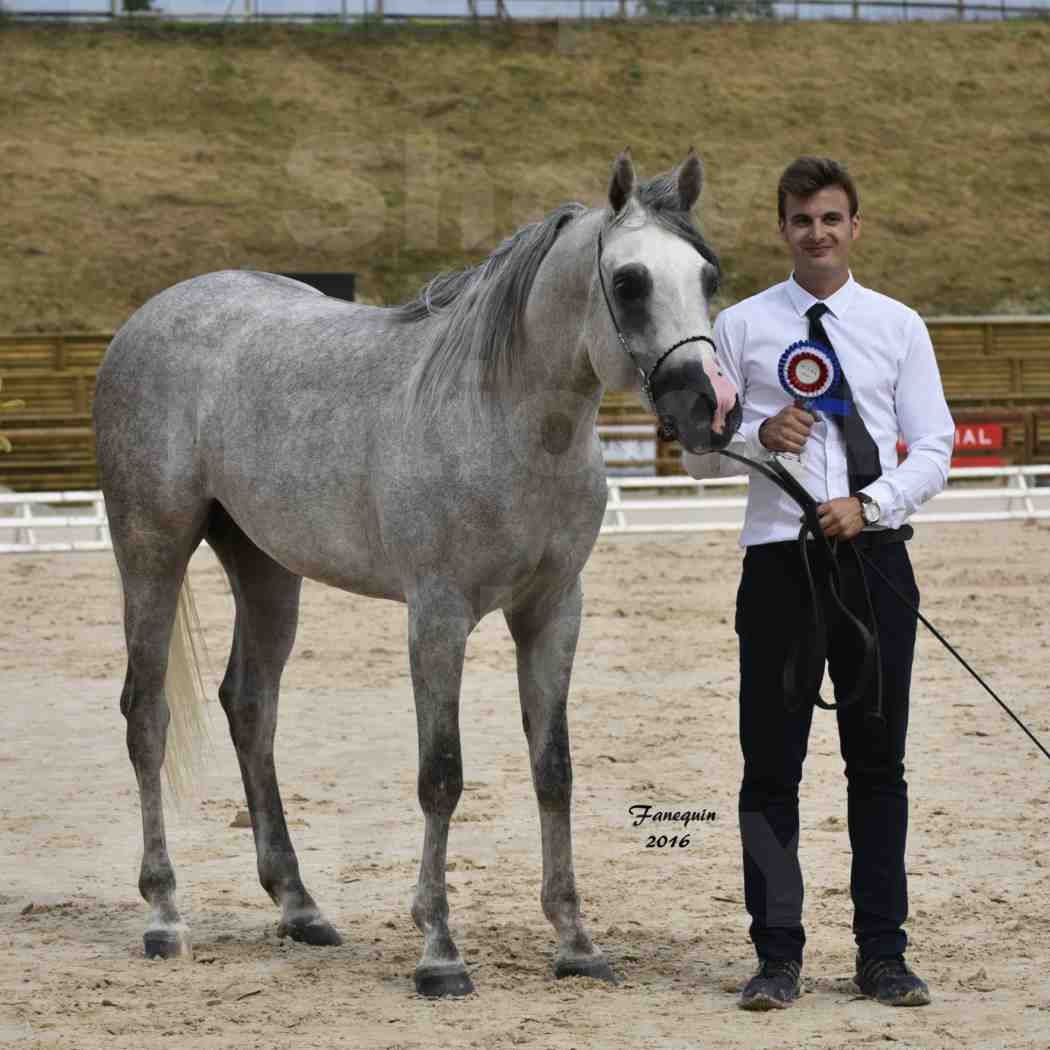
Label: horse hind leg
xmin=116 ymin=541 xmax=200 ymax=959
xmin=505 ymin=578 xmax=615 ymax=984
xmin=407 ymin=580 xmax=475 ymax=997
xmin=207 ymin=507 xmax=341 ymax=947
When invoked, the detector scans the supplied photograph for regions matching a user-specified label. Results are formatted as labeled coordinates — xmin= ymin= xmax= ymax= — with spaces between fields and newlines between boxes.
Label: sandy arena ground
xmin=1 ymin=521 xmax=1049 ymax=1049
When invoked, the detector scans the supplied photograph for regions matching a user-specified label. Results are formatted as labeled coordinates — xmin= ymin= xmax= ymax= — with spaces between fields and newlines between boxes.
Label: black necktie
xmin=806 ymin=302 xmax=882 ymax=492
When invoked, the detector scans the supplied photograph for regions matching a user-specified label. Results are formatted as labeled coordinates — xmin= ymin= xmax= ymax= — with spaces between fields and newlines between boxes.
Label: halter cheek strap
xmin=596 ymin=227 xmax=715 ymax=409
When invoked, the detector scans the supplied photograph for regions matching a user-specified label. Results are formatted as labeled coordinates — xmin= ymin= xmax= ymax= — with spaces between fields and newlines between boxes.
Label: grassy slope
xmin=1 ymin=19 xmax=1049 ymax=332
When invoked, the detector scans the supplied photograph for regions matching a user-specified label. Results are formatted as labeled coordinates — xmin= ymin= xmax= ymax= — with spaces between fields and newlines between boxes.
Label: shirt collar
xmin=785 ymin=272 xmax=858 ymax=320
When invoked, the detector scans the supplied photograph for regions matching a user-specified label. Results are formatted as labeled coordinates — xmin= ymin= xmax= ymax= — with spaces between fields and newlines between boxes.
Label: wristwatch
xmin=855 ymin=491 xmax=881 ymax=527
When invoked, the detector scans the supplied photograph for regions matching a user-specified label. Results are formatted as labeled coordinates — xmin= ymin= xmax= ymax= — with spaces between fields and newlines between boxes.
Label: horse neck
xmin=513 ymin=209 xmax=606 ymax=429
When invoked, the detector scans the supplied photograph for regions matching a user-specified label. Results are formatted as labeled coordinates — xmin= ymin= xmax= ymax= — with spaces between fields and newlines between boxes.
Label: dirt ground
xmin=1 ymin=521 xmax=1049 ymax=1049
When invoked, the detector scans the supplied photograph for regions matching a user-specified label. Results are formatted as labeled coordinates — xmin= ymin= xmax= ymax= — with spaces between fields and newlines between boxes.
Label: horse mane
xmin=397 ymin=200 xmax=588 ymax=414
xmin=397 ymin=172 xmax=720 ymax=414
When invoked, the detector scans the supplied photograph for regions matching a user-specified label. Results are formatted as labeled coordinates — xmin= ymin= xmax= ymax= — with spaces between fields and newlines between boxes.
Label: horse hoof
xmin=414 ymin=963 xmax=475 ymax=998
xmin=278 ymin=917 xmax=344 ymax=947
xmin=554 ymin=954 xmax=618 ymax=984
xmin=144 ymin=929 xmax=192 ymax=960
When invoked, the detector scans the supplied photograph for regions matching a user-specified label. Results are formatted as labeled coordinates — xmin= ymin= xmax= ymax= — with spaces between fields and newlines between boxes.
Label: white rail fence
xmin=1 ymin=466 xmax=1048 ymax=553
xmin=602 ymin=465 xmax=1050 ymax=534
xmin=0 ymin=491 xmax=111 ymax=554
xmin=7 ymin=0 xmax=1049 ymax=23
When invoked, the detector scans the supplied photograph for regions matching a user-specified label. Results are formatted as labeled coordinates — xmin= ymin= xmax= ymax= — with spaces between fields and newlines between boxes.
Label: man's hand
xmin=817 ymin=497 xmax=864 ymax=540
xmin=759 ymin=405 xmax=816 ymax=454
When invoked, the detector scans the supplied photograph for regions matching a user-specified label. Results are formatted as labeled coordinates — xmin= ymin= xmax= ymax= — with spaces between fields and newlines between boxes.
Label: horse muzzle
xmin=649 ymin=353 xmax=742 ymax=453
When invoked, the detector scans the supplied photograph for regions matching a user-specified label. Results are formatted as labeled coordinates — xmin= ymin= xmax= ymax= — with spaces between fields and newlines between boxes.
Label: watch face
xmin=862 ymin=501 xmax=879 ymax=525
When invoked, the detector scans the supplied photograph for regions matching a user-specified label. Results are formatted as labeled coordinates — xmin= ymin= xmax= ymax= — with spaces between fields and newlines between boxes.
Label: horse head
xmin=593 ymin=147 xmax=742 ymax=452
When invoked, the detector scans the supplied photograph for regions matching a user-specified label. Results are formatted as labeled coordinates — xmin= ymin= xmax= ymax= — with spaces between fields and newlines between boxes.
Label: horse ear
xmin=676 ymin=148 xmax=704 ymax=212
xmin=608 ymin=146 xmax=636 ymax=215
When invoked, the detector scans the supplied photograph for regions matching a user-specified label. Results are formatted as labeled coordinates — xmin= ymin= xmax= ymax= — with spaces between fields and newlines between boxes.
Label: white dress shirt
xmin=683 ymin=274 xmax=955 ymax=547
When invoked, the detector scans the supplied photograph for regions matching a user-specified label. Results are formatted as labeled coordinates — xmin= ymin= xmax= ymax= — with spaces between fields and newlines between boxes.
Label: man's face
xmin=779 ymin=186 xmax=860 ymax=281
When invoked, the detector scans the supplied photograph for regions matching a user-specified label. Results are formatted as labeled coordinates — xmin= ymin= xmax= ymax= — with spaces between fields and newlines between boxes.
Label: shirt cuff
xmin=735 ymin=418 xmax=769 ymax=461
xmin=681 ymin=418 xmax=769 ymax=479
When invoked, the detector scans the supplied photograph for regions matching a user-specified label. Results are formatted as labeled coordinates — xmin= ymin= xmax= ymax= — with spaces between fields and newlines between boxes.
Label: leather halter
xmin=596 ymin=226 xmax=715 ymax=410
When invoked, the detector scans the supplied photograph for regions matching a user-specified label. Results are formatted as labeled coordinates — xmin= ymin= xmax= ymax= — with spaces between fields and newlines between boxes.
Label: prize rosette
xmin=778 ymin=339 xmax=847 ymax=414
xmin=781 ymin=338 xmax=852 ymax=415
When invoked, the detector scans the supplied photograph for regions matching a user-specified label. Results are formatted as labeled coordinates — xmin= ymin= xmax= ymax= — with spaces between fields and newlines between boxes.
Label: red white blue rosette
xmin=778 ymin=339 xmax=839 ymax=409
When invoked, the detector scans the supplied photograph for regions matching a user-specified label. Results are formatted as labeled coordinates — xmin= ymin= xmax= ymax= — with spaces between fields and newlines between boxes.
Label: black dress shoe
xmin=739 ymin=958 xmax=802 ymax=1010
xmin=854 ymin=954 xmax=932 ymax=1006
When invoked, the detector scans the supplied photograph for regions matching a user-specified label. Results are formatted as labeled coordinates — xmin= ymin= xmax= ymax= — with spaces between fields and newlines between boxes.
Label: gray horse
xmin=93 ymin=148 xmax=740 ymax=997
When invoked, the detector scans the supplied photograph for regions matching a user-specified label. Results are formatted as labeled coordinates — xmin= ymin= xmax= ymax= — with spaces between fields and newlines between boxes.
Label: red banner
xmin=954 ymin=423 xmax=1003 ymax=451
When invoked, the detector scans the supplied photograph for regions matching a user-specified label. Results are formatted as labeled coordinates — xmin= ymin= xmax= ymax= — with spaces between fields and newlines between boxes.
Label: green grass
xmin=1 ymin=19 xmax=1049 ymax=332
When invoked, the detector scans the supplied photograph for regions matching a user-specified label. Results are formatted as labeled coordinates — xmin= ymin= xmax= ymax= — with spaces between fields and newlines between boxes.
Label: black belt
xmin=849 ymin=525 xmax=913 ymax=551
xmin=769 ymin=524 xmax=913 ymax=552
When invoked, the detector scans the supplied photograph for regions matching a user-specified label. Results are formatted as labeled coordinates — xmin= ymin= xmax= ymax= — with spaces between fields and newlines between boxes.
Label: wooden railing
xmin=927 ymin=316 xmax=1050 ymax=406
xmin=2 ymin=318 xmax=1050 ymax=491
xmin=0 ymin=335 xmax=110 ymax=491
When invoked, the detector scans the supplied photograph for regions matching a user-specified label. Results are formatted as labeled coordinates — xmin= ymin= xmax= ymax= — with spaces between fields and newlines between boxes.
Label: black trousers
xmin=735 ymin=538 xmax=919 ymax=964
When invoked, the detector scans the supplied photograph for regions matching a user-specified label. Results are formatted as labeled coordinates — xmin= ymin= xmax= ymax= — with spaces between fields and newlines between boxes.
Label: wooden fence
xmin=0 ymin=334 xmax=110 ymax=492
xmin=2 ymin=318 xmax=1050 ymax=491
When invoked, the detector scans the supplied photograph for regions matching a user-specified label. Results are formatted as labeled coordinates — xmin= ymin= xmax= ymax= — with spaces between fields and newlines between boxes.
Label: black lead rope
xmin=718 ymin=448 xmax=1050 ymax=764
xmin=595 ymin=220 xmax=1046 ymax=758
xmin=719 ymin=449 xmax=881 ymax=720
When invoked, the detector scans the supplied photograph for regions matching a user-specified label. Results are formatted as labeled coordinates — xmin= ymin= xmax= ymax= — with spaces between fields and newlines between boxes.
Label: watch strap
xmin=854 ymin=491 xmax=880 ymax=525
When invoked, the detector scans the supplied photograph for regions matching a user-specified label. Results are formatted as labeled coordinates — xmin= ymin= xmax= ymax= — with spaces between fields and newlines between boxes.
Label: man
xmin=683 ymin=157 xmax=954 ymax=1011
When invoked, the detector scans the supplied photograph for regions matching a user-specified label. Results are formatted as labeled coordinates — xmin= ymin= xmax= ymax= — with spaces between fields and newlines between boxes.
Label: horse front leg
xmin=505 ymin=578 xmax=615 ymax=984
xmin=407 ymin=582 xmax=475 ymax=998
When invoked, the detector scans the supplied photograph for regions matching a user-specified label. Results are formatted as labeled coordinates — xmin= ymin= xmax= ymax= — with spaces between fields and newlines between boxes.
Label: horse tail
xmin=163 ymin=574 xmax=211 ymax=800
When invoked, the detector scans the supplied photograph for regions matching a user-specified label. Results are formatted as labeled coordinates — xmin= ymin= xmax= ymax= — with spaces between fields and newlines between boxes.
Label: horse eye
xmin=612 ymin=265 xmax=651 ymax=303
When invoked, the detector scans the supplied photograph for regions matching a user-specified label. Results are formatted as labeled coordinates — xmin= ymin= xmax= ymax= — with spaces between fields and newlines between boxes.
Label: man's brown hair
xmin=777 ymin=156 xmax=859 ymax=223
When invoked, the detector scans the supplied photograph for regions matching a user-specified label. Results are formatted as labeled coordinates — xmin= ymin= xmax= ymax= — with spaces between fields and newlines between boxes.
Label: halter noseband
xmin=596 ymin=226 xmax=716 ymax=411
